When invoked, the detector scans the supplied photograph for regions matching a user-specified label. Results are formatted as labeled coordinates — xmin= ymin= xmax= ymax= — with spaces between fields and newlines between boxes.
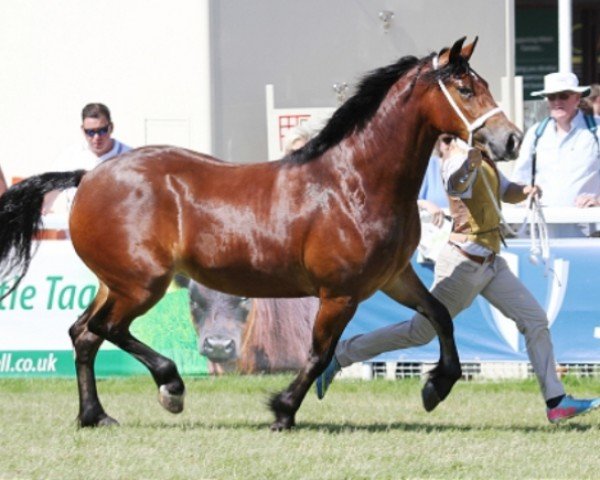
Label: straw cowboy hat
xmin=531 ymin=72 xmax=591 ymax=98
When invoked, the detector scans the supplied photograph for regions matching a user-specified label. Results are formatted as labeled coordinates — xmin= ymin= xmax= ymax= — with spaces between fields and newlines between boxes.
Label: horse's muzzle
xmin=201 ymin=336 xmax=237 ymax=362
xmin=477 ymin=128 xmax=522 ymax=162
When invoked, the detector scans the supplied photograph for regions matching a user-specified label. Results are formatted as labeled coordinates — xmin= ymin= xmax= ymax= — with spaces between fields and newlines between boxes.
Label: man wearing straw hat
xmin=511 ymin=72 xmax=600 ymax=237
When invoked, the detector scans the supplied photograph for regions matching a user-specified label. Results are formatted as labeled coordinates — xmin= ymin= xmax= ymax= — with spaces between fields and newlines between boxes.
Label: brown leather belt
xmin=449 ymin=242 xmax=495 ymax=265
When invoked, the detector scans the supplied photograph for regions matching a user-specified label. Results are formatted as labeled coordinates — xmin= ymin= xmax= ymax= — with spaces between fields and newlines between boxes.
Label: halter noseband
xmin=432 ymin=55 xmax=503 ymax=146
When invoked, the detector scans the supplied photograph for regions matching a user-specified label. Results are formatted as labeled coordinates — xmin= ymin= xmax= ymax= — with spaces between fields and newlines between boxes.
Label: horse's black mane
xmin=289 ymin=50 xmax=469 ymax=163
xmin=289 ymin=55 xmax=423 ymax=163
xmin=288 ymin=55 xmax=419 ymax=162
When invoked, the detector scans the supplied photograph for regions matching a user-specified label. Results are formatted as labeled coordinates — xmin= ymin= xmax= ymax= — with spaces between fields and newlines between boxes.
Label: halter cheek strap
xmin=432 ymin=55 xmax=503 ymax=146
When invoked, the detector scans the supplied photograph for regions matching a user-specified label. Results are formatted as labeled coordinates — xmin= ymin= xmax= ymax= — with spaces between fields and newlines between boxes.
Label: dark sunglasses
xmin=546 ymin=92 xmax=573 ymax=101
xmin=83 ymin=125 xmax=111 ymax=137
xmin=440 ymin=136 xmax=454 ymax=145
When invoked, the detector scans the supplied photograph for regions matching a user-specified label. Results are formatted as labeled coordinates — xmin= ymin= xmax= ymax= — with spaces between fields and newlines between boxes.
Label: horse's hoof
xmin=422 ymin=369 xmax=460 ymax=412
xmin=421 ymin=380 xmax=441 ymax=412
xmin=270 ymin=418 xmax=295 ymax=431
xmin=158 ymin=385 xmax=185 ymax=414
xmin=97 ymin=415 xmax=120 ymax=427
xmin=78 ymin=413 xmax=120 ymax=428
xmin=268 ymin=392 xmax=297 ymax=431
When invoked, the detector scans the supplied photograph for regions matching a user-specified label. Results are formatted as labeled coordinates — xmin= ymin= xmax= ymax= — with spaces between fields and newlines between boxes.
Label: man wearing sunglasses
xmin=45 ymin=103 xmax=131 ymax=214
xmin=80 ymin=103 xmax=130 ymax=160
xmin=56 ymin=102 xmax=131 ymax=171
xmin=511 ymin=72 xmax=600 ymax=237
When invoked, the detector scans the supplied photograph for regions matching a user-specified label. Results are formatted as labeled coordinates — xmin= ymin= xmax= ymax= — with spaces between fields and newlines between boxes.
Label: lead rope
xmin=478 ymin=147 xmax=551 ymax=272
xmin=528 ymin=195 xmax=551 ymax=273
xmin=432 ymin=54 xmax=550 ymax=270
xmin=480 ymin=167 xmax=552 ymax=275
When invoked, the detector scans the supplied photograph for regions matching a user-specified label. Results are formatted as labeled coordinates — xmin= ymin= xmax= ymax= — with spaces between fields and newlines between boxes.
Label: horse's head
xmin=426 ymin=37 xmax=522 ymax=161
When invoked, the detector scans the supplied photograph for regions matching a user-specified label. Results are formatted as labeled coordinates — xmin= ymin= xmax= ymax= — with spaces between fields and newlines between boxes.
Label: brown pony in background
xmin=238 ymin=296 xmax=318 ymax=374
xmin=0 ymin=38 xmax=521 ymax=430
xmin=183 ymin=279 xmax=317 ymax=374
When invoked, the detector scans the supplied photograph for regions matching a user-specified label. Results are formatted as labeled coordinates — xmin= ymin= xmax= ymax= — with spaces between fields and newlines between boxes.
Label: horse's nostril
xmin=506 ymin=134 xmax=515 ymax=153
xmin=202 ymin=337 xmax=214 ymax=353
xmin=506 ymin=132 xmax=521 ymax=158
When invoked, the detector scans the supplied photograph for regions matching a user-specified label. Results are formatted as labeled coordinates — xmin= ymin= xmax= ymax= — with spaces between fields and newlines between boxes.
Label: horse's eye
xmin=191 ymin=300 xmax=204 ymax=311
xmin=457 ymin=86 xmax=473 ymax=97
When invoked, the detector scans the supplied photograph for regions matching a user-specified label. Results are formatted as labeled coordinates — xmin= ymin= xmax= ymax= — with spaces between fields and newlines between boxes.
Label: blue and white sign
xmin=345 ymin=238 xmax=600 ymax=363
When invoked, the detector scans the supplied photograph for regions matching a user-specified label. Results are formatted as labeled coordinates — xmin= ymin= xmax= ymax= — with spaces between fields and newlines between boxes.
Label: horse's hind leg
xmin=72 ymin=278 xmax=185 ymax=427
xmin=88 ymin=282 xmax=186 ymax=418
xmin=383 ymin=266 xmax=462 ymax=411
xmin=69 ymin=284 xmax=117 ymax=427
xmin=270 ymin=294 xmax=357 ymax=430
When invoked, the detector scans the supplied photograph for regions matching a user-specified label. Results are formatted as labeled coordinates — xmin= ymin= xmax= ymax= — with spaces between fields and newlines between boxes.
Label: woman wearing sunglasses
xmin=511 ymin=72 xmax=600 ymax=237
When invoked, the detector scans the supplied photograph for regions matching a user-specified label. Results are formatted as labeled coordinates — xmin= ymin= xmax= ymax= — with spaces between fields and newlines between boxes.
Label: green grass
xmin=1 ymin=375 xmax=599 ymax=479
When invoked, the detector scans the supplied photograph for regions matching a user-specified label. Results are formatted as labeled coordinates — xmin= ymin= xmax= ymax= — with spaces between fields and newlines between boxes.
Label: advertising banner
xmin=2 ymin=237 xmax=600 ymax=377
xmin=0 ymin=241 xmax=207 ymax=377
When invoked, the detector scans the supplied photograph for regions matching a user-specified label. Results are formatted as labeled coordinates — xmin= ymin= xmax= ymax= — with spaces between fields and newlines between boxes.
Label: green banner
xmin=0 ymin=288 xmax=208 ymax=378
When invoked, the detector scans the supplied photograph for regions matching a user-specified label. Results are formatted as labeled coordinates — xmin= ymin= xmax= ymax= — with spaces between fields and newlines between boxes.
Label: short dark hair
xmin=81 ymin=103 xmax=112 ymax=122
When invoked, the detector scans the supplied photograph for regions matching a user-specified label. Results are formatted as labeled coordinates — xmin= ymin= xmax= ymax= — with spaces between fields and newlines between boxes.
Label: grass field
xmin=1 ymin=375 xmax=599 ymax=479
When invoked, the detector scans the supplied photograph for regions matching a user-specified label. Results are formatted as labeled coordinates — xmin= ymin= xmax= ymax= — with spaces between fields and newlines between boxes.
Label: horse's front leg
xmin=269 ymin=294 xmax=357 ymax=431
xmin=383 ymin=265 xmax=462 ymax=411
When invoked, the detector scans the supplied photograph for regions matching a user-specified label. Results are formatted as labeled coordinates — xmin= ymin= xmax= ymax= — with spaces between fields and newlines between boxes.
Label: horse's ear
xmin=448 ymin=37 xmax=466 ymax=64
xmin=461 ymin=37 xmax=478 ymax=61
xmin=437 ymin=47 xmax=450 ymax=67
xmin=437 ymin=37 xmax=466 ymax=67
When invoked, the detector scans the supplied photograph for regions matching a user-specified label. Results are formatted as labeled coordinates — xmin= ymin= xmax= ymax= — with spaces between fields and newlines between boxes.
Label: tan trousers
xmin=336 ymin=243 xmax=565 ymax=401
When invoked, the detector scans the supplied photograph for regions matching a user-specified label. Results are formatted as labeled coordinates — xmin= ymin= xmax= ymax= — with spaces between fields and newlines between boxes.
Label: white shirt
xmin=511 ymin=110 xmax=600 ymax=208
xmin=52 ymin=138 xmax=131 ymax=172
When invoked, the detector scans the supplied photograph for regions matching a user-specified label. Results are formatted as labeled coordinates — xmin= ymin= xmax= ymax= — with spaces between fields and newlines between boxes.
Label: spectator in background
xmin=580 ymin=84 xmax=600 ymax=119
xmin=65 ymin=102 xmax=131 ymax=168
xmin=44 ymin=103 xmax=131 ymax=214
xmin=282 ymin=117 xmax=327 ymax=155
xmin=417 ymin=135 xmax=453 ymax=265
xmin=419 ymin=135 xmax=451 ymax=225
xmin=511 ymin=72 xmax=600 ymax=237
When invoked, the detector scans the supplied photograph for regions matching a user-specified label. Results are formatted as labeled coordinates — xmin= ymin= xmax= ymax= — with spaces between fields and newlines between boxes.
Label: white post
xmin=265 ymin=84 xmax=278 ymax=161
xmin=558 ymin=0 xmax=572 ymax=73
xmin=504 ymin=0 xmax=516 ymax=122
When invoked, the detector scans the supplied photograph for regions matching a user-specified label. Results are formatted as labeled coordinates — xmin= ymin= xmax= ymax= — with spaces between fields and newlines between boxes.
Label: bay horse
xmin=0 ymin=37 xmax=521 ymax=430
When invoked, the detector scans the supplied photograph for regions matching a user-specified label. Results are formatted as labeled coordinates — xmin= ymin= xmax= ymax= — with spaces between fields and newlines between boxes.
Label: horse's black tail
xmin=0 ymin=170 xmax=87 ymax=299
